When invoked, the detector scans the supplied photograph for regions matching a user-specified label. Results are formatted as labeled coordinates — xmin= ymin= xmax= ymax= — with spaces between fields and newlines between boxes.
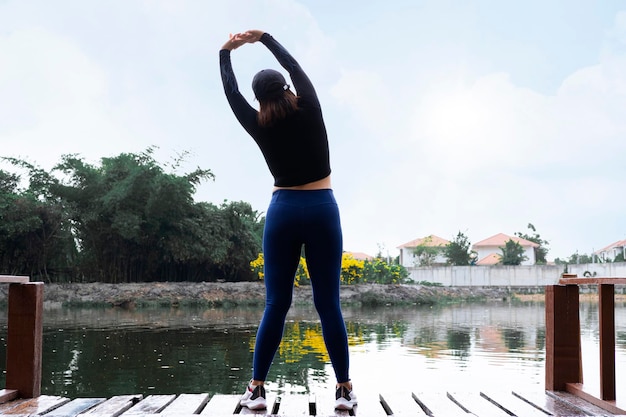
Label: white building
xmin=593 ymin=239 xmax=626 ymax=262
xmin=397 ymin=235 xmax=450 ymax=268
xmin=472 ymin=233 xmax=538 ymax=266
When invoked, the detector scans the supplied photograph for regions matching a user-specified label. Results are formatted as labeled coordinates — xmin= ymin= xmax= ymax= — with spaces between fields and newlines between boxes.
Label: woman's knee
xmin=265 ymin=296 xmax=293 ymax=317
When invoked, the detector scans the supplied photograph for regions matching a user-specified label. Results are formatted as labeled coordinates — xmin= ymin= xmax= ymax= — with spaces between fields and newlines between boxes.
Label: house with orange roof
xmin=593 ymin=239 xmax=626 ymax=262
xmin=344 ymin=251 xmax=374 ymax=261
xmin=397 ymin=235 xmax=450 ymax=267
xmin=472 ymin=233 xmax=539 ymax=265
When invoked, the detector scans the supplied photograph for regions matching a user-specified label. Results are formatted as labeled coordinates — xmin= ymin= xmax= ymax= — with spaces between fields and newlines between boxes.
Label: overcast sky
xmin=2 ymin=0 xmax=625 ymax=261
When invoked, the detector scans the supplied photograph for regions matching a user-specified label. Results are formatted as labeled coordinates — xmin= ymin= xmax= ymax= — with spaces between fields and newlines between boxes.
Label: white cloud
xmin=327 ymin=16 xmax=626 ymax=259
xmin=1 ymin=0 xmax=626 ymax=261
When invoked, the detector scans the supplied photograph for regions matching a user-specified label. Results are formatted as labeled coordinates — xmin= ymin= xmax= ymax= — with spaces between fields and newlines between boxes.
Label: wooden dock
xmin=2 ymin=275 xmax=625 ymax=416
xmin=0 ymin=389 xmax=623 ymax=417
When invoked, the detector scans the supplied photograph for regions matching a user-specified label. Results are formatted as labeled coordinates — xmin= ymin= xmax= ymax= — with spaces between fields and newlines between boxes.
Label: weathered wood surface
xmin=546 ymin=279 xmax=624 ymax=414
xmin=0 ymin=395 xmax=69 ymax=415
xmin=5 ymin=282 xmax=44 ymax=398
xmin=378 ymin=392 xmax=427 ymax=416
xmin=81 ymin=395 xmax=143 ymax=417
xmin=0 ymin=390 xmax=622 ymax=417
xmin=45 ymin=398 xmax=107 ymax=417
xmin=0 ymin=276 xmax=29 ymax=284
xmin=158 ymin=393 xmax=210 ymax=415
xmin=558 ymin=276 xmax=626 ymax=285
xmin=0 ymin=391 xmax=18 ymax=405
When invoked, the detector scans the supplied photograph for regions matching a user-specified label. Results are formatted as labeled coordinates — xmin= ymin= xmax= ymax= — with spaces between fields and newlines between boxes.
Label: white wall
xmin=408 ymin=262 xmax=626 ymax=286
xmin=409 ymin=265 xmax=562 ymax=286
xmin=566 ymin=262 xmax=626 ymax=277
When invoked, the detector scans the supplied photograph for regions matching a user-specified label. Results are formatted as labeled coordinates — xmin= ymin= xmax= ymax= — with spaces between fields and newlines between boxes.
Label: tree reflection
xmin=0 ymin=302 xmax=622 ymax=397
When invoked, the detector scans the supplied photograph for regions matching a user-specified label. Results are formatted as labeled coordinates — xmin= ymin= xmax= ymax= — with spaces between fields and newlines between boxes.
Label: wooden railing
xmin=545 ymin=275 xmax=625 ymax=415
xmin=0 ymin=275 xmax=43 ymax=401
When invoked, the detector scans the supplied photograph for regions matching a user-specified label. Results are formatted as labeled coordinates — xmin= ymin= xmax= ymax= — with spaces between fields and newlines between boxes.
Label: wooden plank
xmin=479 ymin=391 xmax=548 ymax=417
xmin=81 ymin=395 xmax=143 ymax=417
xmin=598 ymin=284 xmax=616 ymax=401
xmin=548 ymin=389 xmax=619 ymax=416
xmin=313 ymin=391 xmax=350 ymax=417
xmin=122 ymin=394 xmax=176 ymax=415
xmin=379 ymin=392 xmax=428 ymax=416
xmin=45 ymin=398 xmax=107 ymax=417
xmin=513 ymin=391 xmax=586 ymax=417
xmin=545 ymin=285 xmax=582 ymax=391
xmin=565 ymin=383 xmax=626 ymax=415
xmin=352 ymin=392 xmax=386 ymax=416
xmin=0 ymin=398 xmax=29 ymax=414
xmin=306 ymin=394 xmax=317 ymax=416
xmin=0 ymin=391 xmax=18 ymax=405
xmin=446 ymin=392 xmax=509 ymax=417
xmin=6 ymin=282 xmax=44 ymax=398
xmin=411 ymin=392 xmax=467 ymax=417
xmin=0 ymin=395 xmax=69 ymax=415
xmin=274 ymin=394 xmax=311 ymax=415
xmin=0 ymin=276 xmax=29 ymax=283
xmin=558 ymin=277 xmax=626 ymax=285
xmin=201 ymin=394 xmax=241 ymax=415
xmin=159 ymin=393 xmax=210 ymax=414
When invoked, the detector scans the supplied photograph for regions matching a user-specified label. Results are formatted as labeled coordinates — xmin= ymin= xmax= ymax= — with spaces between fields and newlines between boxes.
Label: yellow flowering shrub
xmin=251 ymin=252 xmax=408 ymax=285
xmin=340 ymin=253 xmax=365 ymax=284
xmin=249 ymin=252 xmax=310 ymax=287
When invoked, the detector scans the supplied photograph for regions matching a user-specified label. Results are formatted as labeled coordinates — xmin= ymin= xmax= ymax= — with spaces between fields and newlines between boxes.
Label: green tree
xmin=2 ymin=150 xmax=266 ymax=283
xmin=499 ymin=239 xmax=528 ymax=265
xmin=444 ymin=231 xmax=472 ymax=266
xmin=515 ymin=223 xmax=549 ymax=264
xmin=412 ymin=237 xmax=441 ymax=266
xmin=49 ymin=149 xmax=237 ymax=282
xmin=554 ymin=252 xmax=593 ymax=265
xmin=0 ymin=163 xmax=75 ymax=281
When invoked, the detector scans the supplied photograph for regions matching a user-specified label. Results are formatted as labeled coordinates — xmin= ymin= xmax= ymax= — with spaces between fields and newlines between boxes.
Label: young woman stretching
xmin=219 ymin=29 xmax=356 ymax=411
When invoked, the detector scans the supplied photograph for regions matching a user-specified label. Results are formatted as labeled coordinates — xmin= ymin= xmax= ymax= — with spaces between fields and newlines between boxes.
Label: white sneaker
xmin=335 ymin=385 xmax=358 ymax=410
xmin=240 ymin=382 xmax=267 ymax=410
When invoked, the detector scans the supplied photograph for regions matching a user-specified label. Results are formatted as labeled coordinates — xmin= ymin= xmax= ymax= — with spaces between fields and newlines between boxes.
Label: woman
xmin=219 ymin=30 xmax=357 ymax=411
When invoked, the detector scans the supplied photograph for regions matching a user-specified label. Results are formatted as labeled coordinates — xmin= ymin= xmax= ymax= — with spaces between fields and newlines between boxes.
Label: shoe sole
xmin=335 ymin=400 xmax=356 ymax=410
xmin=241 ymin=400 xmax=267 ymax=410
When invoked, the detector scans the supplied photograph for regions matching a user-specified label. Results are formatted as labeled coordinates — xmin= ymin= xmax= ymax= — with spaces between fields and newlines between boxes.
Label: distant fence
xmin=408 ymin=262 xmax=626 ymax=288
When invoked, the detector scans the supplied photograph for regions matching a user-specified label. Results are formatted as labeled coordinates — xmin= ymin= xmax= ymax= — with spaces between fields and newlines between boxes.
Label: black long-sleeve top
xmin=220 ymin=33 xmax=331 ymax=187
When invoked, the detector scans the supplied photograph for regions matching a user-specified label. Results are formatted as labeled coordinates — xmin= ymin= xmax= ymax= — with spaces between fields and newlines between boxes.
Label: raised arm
xmin=219 ymin=34 xmax=258 ymax=134
xmin=238 ymin=30 xmax=319 ymax=107
xmin=261 ymin=33 xmax=319 ymax=107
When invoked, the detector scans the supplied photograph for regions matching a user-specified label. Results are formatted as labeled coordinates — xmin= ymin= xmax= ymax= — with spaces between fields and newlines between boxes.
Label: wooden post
xmin=598 ymin=284 xmax=615 ymax=401
xmin=545 ymin=285 xmax=582 ymax=391
xmin=5 ymin=282 xmax=44 ymax=398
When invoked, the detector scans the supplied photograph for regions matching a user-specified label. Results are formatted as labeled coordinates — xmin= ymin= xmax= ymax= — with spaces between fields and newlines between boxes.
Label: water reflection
xmin=0 ymin=300 xmax=624 ymax=398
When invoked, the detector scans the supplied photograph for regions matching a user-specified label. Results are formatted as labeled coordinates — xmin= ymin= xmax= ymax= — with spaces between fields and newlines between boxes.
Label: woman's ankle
xmin=336 ymin=381 xmax=352 ymax=390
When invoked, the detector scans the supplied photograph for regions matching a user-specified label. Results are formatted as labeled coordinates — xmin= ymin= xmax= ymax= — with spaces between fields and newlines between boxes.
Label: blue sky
xmin=2 ymin=0 xmax=625 ymax=261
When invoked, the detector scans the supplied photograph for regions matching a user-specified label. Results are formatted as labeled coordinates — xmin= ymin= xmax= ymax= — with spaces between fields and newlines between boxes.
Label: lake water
xmin=1 ymin=299 xmax=625 ymax=400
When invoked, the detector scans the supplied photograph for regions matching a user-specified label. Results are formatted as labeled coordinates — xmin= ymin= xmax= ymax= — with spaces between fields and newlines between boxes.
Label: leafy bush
xmin=250 ymin=253 xmax=409 ymax=285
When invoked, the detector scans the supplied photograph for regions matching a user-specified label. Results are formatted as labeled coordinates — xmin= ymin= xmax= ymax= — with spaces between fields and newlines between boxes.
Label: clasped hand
xmin=222 ymin=30 xmax=264 ymax=51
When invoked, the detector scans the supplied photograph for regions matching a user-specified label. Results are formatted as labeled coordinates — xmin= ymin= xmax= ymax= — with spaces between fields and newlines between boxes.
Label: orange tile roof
xmin=345 ymin=251 xmax=374 ymax=261
xmin=476 ymin=252 xmax=501 ymax=265
xmin=472 ymin=233 xmax=539 ymax=248
xmin=594 ymin=239 xmax=626 ymax=254
xmin=397 ymin=234 xmax=450 ymax=249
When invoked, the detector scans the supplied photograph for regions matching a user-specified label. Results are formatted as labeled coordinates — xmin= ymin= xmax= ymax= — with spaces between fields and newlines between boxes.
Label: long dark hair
xmin=257 ymin=90 xmax=299 ymax=127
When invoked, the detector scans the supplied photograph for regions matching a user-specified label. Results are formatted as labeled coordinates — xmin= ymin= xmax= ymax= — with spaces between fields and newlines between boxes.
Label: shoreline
xmin=0 ymin=282 xmax=545 ymax=308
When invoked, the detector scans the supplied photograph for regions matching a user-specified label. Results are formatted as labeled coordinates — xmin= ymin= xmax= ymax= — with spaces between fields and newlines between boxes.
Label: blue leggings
xmin=252 ymin=189 xmax=350 ymax=383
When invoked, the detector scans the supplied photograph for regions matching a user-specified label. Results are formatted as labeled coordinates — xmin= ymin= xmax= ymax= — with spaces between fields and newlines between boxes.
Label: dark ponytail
xmin=257 ymin=90 xmax=299 ymax=127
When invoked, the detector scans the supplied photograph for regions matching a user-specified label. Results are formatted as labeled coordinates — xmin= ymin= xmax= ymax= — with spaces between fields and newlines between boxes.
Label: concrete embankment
xmin=0 ymin=282 xmax=540 ymax=308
